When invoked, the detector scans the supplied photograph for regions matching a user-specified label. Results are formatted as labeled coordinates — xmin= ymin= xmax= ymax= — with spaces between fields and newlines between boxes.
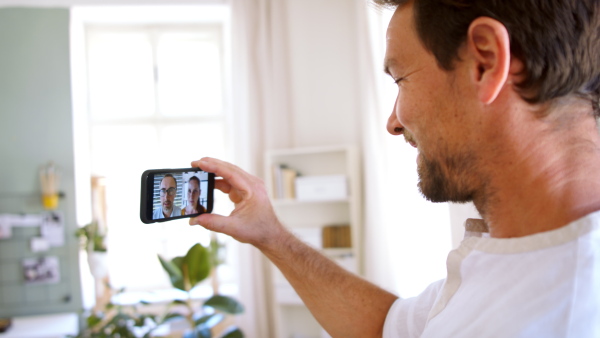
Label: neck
xmin=474 ymin=101 xmax=600 ymax=238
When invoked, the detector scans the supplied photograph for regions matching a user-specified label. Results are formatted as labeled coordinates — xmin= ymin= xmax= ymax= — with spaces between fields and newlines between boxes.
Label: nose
xmin=386 ymin=98 xmax=404 ymax=135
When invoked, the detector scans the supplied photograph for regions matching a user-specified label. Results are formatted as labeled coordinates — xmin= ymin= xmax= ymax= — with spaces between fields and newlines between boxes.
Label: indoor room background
xmin=0 ymin=0 xmax=479 ymax=337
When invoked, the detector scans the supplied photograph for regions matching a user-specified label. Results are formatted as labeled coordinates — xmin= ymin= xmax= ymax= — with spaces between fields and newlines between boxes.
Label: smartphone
xmin=140 ymin=168 xmax=215 ymax=224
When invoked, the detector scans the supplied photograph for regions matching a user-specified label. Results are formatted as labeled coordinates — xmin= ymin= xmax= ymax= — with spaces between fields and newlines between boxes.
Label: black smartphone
xmin=140 ymin=168 xmax=215 ymax=224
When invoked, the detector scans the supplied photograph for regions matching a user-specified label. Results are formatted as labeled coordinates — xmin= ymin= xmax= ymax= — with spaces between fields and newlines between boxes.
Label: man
xmin=153 ymin=174 xmax=181 ymax=219
xmin=189 ymin=0 xmax=600 ymax=336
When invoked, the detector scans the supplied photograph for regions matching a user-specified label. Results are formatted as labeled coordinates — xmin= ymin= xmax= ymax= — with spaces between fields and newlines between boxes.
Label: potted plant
xmin=76 ymin=221 xmax=108 ymax=279
xmin=72 ymin=286 xmax=158 ymax=338
xmin=158 ymin=241 xmax=244 ymax=338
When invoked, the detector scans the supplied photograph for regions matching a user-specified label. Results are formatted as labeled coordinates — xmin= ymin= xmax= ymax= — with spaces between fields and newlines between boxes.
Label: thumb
xmin=189 ymin=213 xmax=232 ymax=234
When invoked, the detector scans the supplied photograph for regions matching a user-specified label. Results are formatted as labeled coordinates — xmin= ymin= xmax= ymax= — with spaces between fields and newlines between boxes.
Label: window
xmin=77 ymin=6 xmax=234 ymax=294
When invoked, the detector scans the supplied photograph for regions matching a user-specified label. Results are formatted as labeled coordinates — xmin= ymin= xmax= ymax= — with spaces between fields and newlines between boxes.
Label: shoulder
xmin=383 ymin=279 xmax=445 ymax=338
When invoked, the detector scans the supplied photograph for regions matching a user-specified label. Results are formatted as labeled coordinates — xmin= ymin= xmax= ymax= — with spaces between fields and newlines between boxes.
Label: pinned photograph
xmin=22 ymin=256 xmax=60 ymax=285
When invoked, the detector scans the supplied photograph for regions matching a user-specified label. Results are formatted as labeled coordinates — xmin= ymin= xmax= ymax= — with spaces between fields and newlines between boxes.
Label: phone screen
xmin=140 ymin=168 xmax=214 ymax=224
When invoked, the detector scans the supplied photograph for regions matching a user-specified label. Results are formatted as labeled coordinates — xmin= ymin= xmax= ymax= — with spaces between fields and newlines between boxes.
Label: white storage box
xmin=295 ymin=175 xmax=348 ymax=201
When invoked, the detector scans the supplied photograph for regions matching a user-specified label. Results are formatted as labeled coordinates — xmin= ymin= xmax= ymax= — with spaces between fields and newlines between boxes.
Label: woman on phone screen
xmin=182 ymin=176 xmax=206 ymax=215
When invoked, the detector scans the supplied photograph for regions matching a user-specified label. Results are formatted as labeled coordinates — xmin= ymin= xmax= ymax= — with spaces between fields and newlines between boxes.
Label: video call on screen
xmin=152 ymin=171 xmax=209 ymax=220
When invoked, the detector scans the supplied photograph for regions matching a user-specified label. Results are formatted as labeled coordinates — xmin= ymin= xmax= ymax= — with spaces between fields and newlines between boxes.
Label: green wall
xmin=0 ymin=7 xmax=83 ymax=317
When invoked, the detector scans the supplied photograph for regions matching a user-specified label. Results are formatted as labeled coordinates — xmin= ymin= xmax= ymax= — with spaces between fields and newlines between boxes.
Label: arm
xmin=189 ymin=158 xmax=398 ymax=337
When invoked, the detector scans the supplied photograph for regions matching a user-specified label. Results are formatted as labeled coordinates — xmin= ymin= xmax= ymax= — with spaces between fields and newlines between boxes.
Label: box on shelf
xmin=292 ymin=228 xmax=322 ymax=249
xmin=295 ymin=175 xmax=348 ymax=201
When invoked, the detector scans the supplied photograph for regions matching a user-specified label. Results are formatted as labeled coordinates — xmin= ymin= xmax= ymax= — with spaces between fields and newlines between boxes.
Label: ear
xmin=466 ymin=17 xmax=511 ymax=104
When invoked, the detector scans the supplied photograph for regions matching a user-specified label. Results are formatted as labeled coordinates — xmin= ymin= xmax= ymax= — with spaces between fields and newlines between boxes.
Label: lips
xmin=404 ymin=135 xmax=418 ymax=148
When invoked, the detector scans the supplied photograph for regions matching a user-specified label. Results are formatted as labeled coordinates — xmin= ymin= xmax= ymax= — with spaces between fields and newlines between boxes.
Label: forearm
xmin=261 ymin=227 xmax=398 ymax=338
xmin=189 ymin=158 xmax=397 ymax=336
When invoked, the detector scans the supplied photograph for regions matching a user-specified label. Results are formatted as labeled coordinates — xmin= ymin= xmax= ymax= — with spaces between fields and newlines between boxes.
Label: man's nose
xmin=386 ymin=100 xmax=404 ymax=135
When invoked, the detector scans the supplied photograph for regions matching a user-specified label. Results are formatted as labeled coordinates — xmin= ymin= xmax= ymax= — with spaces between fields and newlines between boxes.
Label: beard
xmin=417 ymin=149 xmax=478 ymax=203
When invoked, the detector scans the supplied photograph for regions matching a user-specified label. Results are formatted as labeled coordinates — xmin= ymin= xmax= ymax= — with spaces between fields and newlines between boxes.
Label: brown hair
xmin=375 ymin=0 xmax=600 ymax=116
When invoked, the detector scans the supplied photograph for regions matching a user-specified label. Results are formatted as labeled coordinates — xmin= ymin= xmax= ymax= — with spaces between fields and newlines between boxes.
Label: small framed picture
xmin=22 ymin=256 xmax=60 ymax=285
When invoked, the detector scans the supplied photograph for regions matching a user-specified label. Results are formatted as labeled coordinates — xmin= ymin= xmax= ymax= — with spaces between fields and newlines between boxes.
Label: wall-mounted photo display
xmin=22 ymin=256 xmax=60 ymax=285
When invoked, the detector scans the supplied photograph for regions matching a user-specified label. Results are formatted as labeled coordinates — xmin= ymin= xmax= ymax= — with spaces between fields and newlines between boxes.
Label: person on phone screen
xmin=182 ymin=176 xmax=206 ymax=215
xmin=152 ymin=174 xmax=181 ymax=219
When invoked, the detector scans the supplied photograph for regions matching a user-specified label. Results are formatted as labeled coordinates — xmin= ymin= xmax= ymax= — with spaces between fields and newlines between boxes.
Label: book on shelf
xmin=271 ymin=164 xmax=298 ymax=200
xmin=322 ymin=224 xmax=352 ymax=248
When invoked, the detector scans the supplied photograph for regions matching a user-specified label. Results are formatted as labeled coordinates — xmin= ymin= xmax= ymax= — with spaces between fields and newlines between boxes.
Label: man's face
xmin=160 ymin=176 xmax=177 ymax=211
xmin=384 ymin=2 xmax=482 ymax=202
xmin=187 ymin=179 xmax=200 ymax=205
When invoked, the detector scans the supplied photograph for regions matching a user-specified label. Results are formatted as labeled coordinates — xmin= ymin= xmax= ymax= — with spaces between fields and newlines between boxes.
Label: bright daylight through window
xmin=78 ymin=7 xmax=233 ymax=296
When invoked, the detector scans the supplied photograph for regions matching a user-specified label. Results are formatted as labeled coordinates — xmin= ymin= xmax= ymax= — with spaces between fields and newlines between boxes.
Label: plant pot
xmin=87 ymin=251 xmax=109 ymax=279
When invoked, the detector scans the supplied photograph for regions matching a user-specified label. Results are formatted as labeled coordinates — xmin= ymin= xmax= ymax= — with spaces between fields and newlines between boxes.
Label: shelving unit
xmin=265 ymin=145 xmax=362 ymax=338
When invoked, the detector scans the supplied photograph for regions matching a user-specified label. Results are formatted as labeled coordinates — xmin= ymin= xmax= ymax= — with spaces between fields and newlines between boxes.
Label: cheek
xmin=396 ymin=90 xmax=425 ymax=132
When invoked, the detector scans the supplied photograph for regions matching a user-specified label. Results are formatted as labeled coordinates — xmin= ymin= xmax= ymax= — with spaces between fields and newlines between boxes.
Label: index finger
xmin=191 ymin=158 xmax=252 ymax=193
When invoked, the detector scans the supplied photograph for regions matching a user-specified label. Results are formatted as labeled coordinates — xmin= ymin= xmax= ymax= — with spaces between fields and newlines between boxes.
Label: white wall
xmin=285 ymin=0 xmax=361 ymax=148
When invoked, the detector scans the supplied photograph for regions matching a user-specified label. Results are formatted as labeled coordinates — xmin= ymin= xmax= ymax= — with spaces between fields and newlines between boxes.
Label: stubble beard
xmin=417 ymin=149 xmax=478 ymax=203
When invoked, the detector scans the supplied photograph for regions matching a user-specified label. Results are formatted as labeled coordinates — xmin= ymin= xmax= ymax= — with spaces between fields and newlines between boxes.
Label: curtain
xmin=356 ymin=0 xmax=453 ymax=298
xmin=229 ymin=0 xmax=294 ymax=336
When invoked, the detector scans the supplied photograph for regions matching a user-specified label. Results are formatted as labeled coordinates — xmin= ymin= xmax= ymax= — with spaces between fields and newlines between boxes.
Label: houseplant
xmin=76 ymin=221 xmax=108 ymax=278
xmin=158 ymin=241 xmax=244 ymax=338
xmin=75 ymin=240 xmax=243 ymax=338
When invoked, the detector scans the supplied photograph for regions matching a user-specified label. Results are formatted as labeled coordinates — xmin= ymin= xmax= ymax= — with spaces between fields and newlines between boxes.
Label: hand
xmin=189 ymin=157 xmax=286 ymax=250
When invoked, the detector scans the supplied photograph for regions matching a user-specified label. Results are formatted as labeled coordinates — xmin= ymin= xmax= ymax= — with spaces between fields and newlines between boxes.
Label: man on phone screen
xmin=153 ymin=174 xmax=181 ymax=219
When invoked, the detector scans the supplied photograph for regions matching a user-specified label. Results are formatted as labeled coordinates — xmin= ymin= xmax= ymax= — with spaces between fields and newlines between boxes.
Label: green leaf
xmin=170 ymin=299 xmax=188 ymax=306
xmin=221 ymin=327 xmax=244 ymax=338
xmin=172 ymin=256 xmax=184 ymax=269
xmin=184 ymin=243 xmax=211 ymax=288
xmin=159 ymin=312 xmax=185 ymax=324
xmin=204 ymin=295 xmax=244 ymax=314
xmin=158 ymin=254 xmax=185 ymax=290
xmin=86 ymin=313 xmax=103 ymax=327
xmin=183 ymin=328 xmax=212 ymax=338
xmin=210 ymin=236 xmax=225 ymax=267
xmin=197 ymin=328 xmax=212 ymax=338
xmin=194 ymin=313 xmax=224 ymax=328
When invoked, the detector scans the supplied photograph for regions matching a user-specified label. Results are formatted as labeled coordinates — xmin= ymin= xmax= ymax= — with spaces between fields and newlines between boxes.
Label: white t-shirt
xmin=383 ymin=211 xmax=600 ymax=337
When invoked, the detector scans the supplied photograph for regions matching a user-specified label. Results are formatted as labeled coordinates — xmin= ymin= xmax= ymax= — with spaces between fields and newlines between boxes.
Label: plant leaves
xmin=220 ymin=327 xmax=244 ymax=338
xmin=204 ymin=295 xmax=244 ymax=314
xmin=194 ymin=313 xmax=224 ymax=328
xmin=159 ymin=312 xmax=185 ymax=325
xmin=172 ymin=256 xmax=184 ymax=269
xmin=170 ymin=299 xmax=188 ymax=306
xmin=184 ymin=243 xmax=211 ymax=288
xmin=158 ymin=254 xmax=185 ymax=290
xmin=86 ymin=313 xmax=103 ymax=327
xmin=183 ymin=328 xmax=212 ymax=338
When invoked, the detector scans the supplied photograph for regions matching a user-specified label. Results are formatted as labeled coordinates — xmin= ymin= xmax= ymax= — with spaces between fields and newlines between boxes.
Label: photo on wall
xmin=22 ymin=256 xmax=60 ymax=285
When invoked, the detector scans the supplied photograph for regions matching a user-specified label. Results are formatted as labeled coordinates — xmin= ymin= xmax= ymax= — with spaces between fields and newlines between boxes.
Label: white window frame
xmin=71 ymin=5 xmax=238 ymax=307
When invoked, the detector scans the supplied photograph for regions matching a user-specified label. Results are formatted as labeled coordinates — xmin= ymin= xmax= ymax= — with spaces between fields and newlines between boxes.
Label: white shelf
xmin=265 ymin=145 xmax=362 ymax=338
xmin=0 ymin=313 xmax=78 ymax=338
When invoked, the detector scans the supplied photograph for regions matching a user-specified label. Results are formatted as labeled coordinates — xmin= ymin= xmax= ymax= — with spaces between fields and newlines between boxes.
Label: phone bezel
xmin=140 ymin=167 xmax=215 ymax=224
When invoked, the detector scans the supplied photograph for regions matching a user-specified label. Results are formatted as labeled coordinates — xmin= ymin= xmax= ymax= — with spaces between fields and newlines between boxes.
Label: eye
xmin=394 ymin=77 xmax=406 ymax=84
